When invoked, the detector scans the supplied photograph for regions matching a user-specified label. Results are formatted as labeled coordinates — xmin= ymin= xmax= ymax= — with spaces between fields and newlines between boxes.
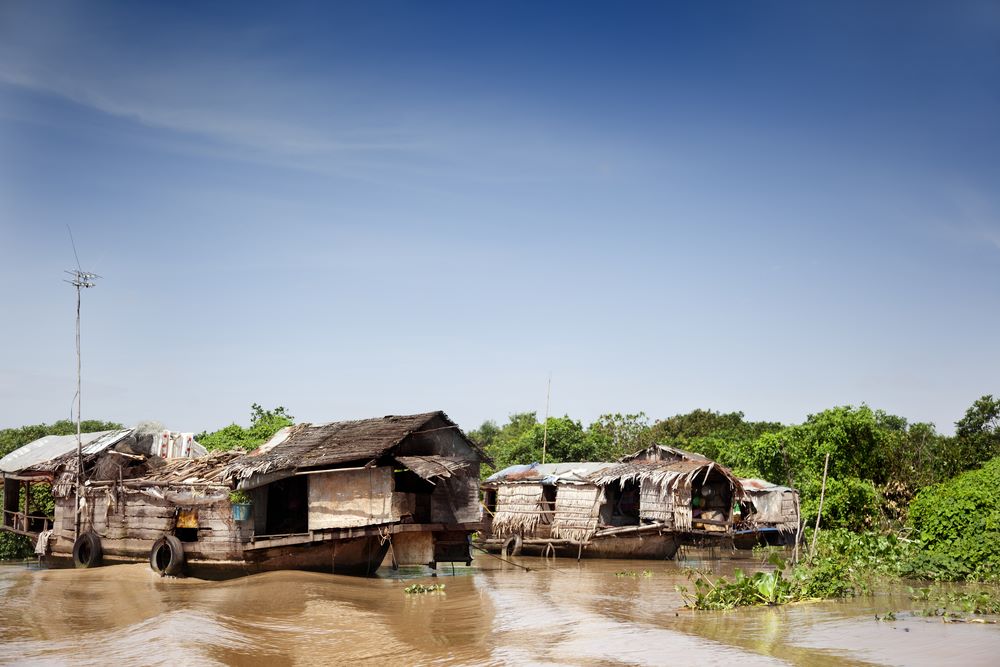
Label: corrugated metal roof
xmin=619 ymin=444 xmax=710 ymax=463
xmin=739 ymin=478 xmax=793 ymax=493
xmin=484 ymin=461 xmax=614 ymax=485
xmin=0 ymin=429 xmax=134 ymax=474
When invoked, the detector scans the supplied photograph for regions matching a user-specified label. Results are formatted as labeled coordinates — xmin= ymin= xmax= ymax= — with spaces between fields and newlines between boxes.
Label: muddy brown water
xmin=1 ymin=550 xmax=998 ymax=666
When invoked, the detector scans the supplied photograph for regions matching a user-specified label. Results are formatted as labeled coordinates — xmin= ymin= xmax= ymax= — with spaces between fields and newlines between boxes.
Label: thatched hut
xmin=480 ymin=451 xmax=745 ymax=560
xmin=733 ymin=478 xmax=800 ymax=547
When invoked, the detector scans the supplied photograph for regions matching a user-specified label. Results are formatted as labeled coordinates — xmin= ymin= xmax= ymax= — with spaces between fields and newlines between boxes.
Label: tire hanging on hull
xmin=150 ymin=535 xmax=186 ymax=576
xmin=72 ymin=531 xmax=103 ymax=568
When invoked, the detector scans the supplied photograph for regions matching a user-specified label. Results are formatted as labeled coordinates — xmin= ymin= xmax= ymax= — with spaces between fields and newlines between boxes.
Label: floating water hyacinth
xmin=404 ymin=583 xmax=446 ymax=594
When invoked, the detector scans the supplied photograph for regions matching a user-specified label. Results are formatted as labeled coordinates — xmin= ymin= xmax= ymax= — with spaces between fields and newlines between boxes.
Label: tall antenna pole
xmin=541 ymin=373 xmax=551 ymax=465
xmin=65 ymin=264 xmax=99 ymax=540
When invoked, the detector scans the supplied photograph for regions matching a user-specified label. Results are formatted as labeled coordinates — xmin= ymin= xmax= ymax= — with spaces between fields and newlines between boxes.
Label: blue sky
xmin=1 ymin=1 xmax=998 ymax=434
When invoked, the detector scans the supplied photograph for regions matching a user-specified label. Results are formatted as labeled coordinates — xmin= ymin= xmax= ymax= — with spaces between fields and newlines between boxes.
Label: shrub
xmin=0 ymin=532 xmax=33 ymax=560
xmin=908 ymin=457 xmax=1000 ymax=579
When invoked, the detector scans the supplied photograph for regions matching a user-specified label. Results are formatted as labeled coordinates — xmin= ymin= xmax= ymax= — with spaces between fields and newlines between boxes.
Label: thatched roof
xmin=140 ymin=451 xmax=244 ymax=485
xmin=224 ymin=411 xmax=484 ymax=481
xmin=394 ymin=455 xmax=469 ymax=481
xmin=589 ymin=459 xmax=745 ymax=498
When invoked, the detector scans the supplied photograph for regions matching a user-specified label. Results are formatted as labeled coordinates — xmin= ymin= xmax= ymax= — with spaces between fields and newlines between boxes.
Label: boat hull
xmin=483 ymin=533 xmax=681 ymax=560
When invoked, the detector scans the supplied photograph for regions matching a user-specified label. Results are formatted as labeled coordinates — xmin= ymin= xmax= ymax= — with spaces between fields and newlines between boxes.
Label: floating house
xmin=0 ymin=412 xmax=487 ymax=577
xmin=480 ymin=445 xmax=745 ymax=559
xmin=733 ymin=478 xmax=800 ymax=547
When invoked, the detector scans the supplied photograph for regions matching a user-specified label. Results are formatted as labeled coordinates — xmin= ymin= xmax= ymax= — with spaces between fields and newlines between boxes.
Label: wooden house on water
xmin=479 ymin=445 xmax=745 ymax=559
xmin=1 ymin=412 xmax=488 ymax=577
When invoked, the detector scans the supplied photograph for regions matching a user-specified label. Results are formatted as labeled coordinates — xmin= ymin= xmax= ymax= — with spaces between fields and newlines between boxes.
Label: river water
xmin=1 ymin=551 xmax=997 ymax=666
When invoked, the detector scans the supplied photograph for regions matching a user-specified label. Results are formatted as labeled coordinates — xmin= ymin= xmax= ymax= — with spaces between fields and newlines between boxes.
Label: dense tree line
xmin=470 ymin=395 xmax=1000 ymax=532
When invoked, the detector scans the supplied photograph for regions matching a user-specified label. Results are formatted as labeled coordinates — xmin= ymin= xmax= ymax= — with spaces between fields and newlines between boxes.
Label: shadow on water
xmin=1 ymin=553 xmax=998 ymax=666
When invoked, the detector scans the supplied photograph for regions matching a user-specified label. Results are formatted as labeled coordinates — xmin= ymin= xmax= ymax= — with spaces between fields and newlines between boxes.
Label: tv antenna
xmin=541 ymin=373 xmax=551 ymax=464
xmin=64 ymin=225 xmax=100 ymax=540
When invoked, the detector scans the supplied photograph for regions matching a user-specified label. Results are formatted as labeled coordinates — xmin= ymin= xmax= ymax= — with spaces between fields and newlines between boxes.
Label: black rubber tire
xmin=72 ymin=531 xmax=103 ymax=568
xmin=502 ymin=534 xmax=523 ymax=557
xmin=149 ymin=535 xmax=186 ymax=576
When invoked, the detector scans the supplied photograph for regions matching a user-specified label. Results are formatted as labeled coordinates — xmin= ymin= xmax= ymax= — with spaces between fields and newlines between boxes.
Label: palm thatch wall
xmin=551 ymin=484 xmax=604 ymax=542
xmin=491 ymin=484 xmax=544 ymax=536
xmin=639 ymin=478 xmax=675 ymax=528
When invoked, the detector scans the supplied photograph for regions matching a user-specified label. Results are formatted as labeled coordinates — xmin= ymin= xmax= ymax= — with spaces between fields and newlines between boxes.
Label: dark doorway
xmin=393 ymin=470 xmax=435 ymax=523
xmin=605 ymin=480 xmax=640 ymax=526
xmin=264 ymin=476 xmax=308 ymax=535
xmin=540 ymin=485 xmax=557 ymax=525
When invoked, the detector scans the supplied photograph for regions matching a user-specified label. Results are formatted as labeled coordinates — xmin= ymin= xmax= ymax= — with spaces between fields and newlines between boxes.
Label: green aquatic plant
xmin=908 ymin=586 xmax=1000 ymax=615
xmin=677 ymin=555 xmax=799 ymax=609
xmin=404 ymin=583 xmax=446 ymax=594
xmin=615 ymin=569 xmax=653 ymax=578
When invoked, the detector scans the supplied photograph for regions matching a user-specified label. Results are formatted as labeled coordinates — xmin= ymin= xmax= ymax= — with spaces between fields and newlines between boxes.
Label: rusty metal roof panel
xmin=0 ymin=429 xmax=133 ymax=474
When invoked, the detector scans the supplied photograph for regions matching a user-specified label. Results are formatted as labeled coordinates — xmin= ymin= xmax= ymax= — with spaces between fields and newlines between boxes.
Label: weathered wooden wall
xmin=430 ymin=472 xmax=480 ymax=524
xmin=50 ymin=487 xmax=244 ymax=562
xmin=391 ymin=531 xmax=434 ymax=566
xmin=307 ymin=467 xmax=395 ymax=530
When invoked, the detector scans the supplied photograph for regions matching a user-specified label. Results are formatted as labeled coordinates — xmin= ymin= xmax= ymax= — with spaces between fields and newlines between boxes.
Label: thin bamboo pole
xmin=779 ymin=440 xmax=802 ymax=564
xmin=809 ymin=452 xmax=831 ymax=559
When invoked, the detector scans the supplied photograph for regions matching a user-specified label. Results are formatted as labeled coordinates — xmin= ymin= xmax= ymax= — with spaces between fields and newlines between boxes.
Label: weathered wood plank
xmin=101 ymin=539 xmax=157 ymax=556
xmin=125 ymin=506 xmax=176 ymax=519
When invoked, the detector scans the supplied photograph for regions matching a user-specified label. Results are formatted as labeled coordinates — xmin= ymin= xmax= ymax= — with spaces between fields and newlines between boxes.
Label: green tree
xmin=197 ymin=404 xmax=294 ymax=452
xmin=587 ymin=412 xmax=653 ymax=460
xmin=473 ymin=412 xmax=538 ymax=478
xmin=953 ymin=395 xmax=1000 ymax=472
xmin=647 ymin=409 xmax=783 ymax=464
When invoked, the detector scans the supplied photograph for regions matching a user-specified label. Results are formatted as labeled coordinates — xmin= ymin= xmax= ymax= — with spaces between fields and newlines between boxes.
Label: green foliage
xmin=0 ymin=419 xmax=124 ymax=459
xmin=0 ymin=532 xmax=33 ymax=560
xmin=649 ymin=409 xmax=781 ymax=450
xmin=404 ymin=583 xmax=445 ymax=594
xmin=681 ymin=531 xmax=922 ymax=609
xmin=799 ymin=476 xmax=880 ymax=532
xmin=907 ymin=457 xmax=1000 ymax=581
xmin=586 ymin=413 xmax=653 ymax=460
xmin=648 ymin=410 xmax=782 ymax=475
xmin=952 ymin=396 xmax=1000 ymax=474
xmin=794 ymin=528 xmax=917 ymax=598
xmin=908 ymin=586 xmax=1000 ymax=615
xmin=197 ymin=404 xmax=294 ymax=452
xmin=473 ymin=412 xmax=620 ymax=478
xmin=677 ymin=555 xmax=798 ymax=609
xmin=19 ymin=483 xmax=55 ymax=518
xmin=228 ymin=489 xmax=253 ymax=504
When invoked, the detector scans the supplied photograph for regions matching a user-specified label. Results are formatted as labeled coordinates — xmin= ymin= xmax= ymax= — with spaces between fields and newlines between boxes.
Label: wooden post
xmin=22 ymin=481 xmax=29 ymax=533
xmin=779 ymin=440 xmax=802 ymax=564
xmin=809 ymin=452 xmax=831 ymax=560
